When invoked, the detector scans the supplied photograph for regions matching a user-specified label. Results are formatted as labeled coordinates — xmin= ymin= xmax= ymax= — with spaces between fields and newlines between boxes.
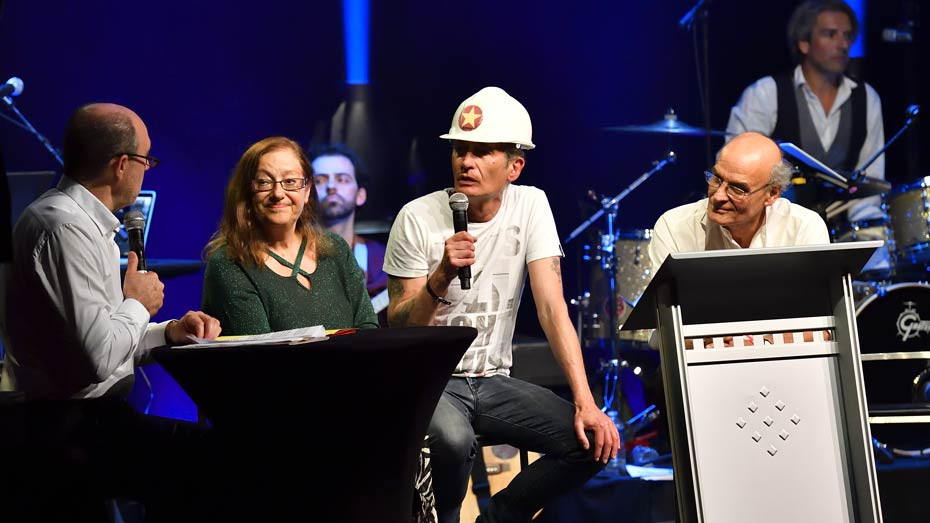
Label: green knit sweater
xmin=202 ymin=232 xmax=378 ymax=335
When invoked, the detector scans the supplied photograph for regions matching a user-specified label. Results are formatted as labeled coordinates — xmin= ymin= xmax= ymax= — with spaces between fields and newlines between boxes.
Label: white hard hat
xmin=439 ymin=86 xmax=535 ymax=150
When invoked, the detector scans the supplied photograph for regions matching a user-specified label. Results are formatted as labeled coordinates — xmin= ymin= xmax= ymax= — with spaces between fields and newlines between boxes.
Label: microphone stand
xmin=564 ymin=151 xmax=677 ymax=245
xmin=678 ymin=0 xmax=706 ymax=31
xmin=850 ymin=105 xmax=919 ymax=182
xmin=565 ymin=151 xmax=676 ymax=364
xmin=1 ymin=96 xmax=63 ymax=168
xmin=679 ymin=0 xmax=714 ymax=167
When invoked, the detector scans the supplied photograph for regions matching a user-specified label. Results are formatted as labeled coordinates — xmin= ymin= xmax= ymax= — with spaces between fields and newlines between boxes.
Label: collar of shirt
xmin=793 ymin=64 xmax=856 ymax=120
xmin=699 ymin=201 xmax=769 ymax=249
xmin=57 ymin=175 xmax=121 ymax=239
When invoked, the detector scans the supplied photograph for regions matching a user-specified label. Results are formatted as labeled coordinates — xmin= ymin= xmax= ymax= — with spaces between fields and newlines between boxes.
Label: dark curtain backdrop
xmin=0 ymin=1 xmax=924 ymax=417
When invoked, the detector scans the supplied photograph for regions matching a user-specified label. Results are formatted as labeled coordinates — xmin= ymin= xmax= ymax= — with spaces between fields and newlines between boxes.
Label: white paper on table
xmin=176 ymin=325 xmax=328 ymax=348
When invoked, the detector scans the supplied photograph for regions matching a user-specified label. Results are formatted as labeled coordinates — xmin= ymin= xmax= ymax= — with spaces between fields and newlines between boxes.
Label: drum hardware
xmin=779 ymin=142 xmax=892 ymax=210
xmin=1 ymin=78 xmax=64 ymax=168
xmin=565 ymin=153 xmax=675 ymax=418
xmin=565 ymin=151 xmax=676 ymax=362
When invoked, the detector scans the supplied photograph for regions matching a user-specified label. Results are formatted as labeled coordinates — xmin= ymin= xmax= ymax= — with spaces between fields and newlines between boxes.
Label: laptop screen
xmin=8 ymin=171 xmax=55 ymax=225
xmin=113 ymin=190 xmax=156 ymax=258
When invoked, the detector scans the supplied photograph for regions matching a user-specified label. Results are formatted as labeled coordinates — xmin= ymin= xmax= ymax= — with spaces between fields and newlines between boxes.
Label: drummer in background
xmin=725 ymin=0 xmax=885 ymax=265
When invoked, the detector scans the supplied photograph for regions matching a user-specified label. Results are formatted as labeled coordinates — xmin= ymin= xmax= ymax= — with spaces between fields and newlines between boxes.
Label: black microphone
xmin=123 ymin=210 xmax=147 ymax=272
xmin=448 ymin=192 xmax=471 ymax=290
xmin=0 ymin=77 xmax=23 ymax=99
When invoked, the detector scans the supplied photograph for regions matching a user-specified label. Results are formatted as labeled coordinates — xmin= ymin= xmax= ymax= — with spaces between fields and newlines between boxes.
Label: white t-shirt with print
xmin=383 ymin=184 xmax=563 ymax=377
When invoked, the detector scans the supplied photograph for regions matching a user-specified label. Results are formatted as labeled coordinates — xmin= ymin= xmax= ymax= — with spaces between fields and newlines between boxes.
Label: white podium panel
xmin=688 ymin=355 xmax=853 ymax=522
xmin=623 ymin=243 xmax=884 ymax=523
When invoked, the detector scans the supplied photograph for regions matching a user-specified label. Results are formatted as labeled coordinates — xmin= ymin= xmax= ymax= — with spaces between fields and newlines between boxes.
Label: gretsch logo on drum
xmin=896 ymin=301 xmax=930 ymax=341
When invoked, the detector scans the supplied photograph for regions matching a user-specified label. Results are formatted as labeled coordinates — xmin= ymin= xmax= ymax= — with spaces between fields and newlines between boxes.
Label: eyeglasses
xmin=115 ymin=153 xmax=160 ymax=169
xmin=704 ymin=171 xmax=770 ymax=200
xmin=251 ymin=178 xmax=308 ymax=192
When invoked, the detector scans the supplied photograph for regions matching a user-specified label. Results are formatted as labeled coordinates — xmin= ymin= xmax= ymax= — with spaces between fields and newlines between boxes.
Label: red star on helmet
xmin=458 ymin=105 xmax=483 ymax=131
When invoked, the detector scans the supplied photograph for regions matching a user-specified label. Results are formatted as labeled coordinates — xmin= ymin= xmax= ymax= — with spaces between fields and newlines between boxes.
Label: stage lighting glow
xmin=343 ymin=0 xmax=369 ymax=85
xmin=847 ymin=0 xmax=865 ymax=58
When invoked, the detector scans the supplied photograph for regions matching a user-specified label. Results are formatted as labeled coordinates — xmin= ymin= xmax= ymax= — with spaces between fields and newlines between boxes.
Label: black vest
xmin=772 ymin=71 xmax=867 ymax=174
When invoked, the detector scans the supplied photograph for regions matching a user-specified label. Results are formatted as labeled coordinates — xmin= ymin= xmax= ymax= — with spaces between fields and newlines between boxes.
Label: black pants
xmin=0 ymin=397 xmax=222 ymax=522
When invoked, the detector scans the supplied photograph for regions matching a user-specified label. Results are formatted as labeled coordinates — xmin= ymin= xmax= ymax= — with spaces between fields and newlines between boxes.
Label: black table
xmin=152 ymin=326 xmax=476 ymax=522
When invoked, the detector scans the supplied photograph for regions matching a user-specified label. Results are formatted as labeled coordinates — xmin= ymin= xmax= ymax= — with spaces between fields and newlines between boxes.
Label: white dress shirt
xmin=726 ymin=65 xmax=885 ymax=221
xmin=648 ymin=198 xmax=831 ymax=273
xmin=3 ymin=176 xmax=168 ymax=399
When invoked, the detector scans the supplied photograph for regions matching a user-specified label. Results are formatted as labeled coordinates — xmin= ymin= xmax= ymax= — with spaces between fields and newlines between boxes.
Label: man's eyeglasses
xmin=251 ymin=178 xmax=308 ymax=192
xmin=704 ymin=171 xmax=770 ymax=200
xmin=116 ymin=153 xmax=160 ymax=169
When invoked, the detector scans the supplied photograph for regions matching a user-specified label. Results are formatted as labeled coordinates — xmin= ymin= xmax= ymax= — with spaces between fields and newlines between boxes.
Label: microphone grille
xmin=123 ymin=210 xmax=146 ymax=231
xmin=449 ymin=192 xmax=469 ymax=212
xmin=6 ymin=77 xmax=23 ymax=97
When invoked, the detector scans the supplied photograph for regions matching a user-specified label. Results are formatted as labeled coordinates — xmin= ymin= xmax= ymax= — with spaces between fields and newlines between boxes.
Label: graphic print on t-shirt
xmin=439 ymin=226 xmax=522 ymax=375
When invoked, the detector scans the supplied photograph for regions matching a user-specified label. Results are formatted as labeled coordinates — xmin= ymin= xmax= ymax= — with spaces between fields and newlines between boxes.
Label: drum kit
xmin=575 ymin=107 xmax=930 ymax=456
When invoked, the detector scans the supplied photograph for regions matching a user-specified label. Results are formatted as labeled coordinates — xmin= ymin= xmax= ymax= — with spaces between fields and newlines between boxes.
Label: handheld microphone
xmin=0 ymin=77 xmax=24 ymax=99
xmin=123 ymin=210 xmax=147 ymax=272
xmin=448 ymin=192 xmax=471 ymax=290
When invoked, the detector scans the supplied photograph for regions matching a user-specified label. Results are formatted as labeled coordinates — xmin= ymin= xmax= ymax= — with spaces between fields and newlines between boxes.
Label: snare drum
xmin=886 ymin=177 xmax=930 ymax=265
xmin=580 ymin=229 xmax=655 ymax=347
xmin=616 ymin=229 xmax=653 ymax=342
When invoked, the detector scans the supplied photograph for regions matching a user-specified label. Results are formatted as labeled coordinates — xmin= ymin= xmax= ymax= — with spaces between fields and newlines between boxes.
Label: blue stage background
xmin=0 ymin=1 xmax=925 ymax=419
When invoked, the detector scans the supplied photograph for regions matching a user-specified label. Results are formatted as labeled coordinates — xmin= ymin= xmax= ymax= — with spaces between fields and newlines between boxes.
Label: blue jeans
xmin=427 ymin=375 xmax=604 ymax=523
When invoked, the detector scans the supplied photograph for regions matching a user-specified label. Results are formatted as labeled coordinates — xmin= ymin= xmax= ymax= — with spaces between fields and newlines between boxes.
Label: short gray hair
xmin=769 ymin=159 xmax=794 ymax=191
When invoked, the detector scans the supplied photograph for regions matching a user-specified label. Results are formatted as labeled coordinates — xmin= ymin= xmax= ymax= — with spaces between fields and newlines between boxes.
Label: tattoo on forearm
xmin=550 ymin=257 xmax=562 ymax=283
xmin=387 ymin=278 xmax=411 ymax=326
xmin=387 ymin=278 xmax=404 ymax=301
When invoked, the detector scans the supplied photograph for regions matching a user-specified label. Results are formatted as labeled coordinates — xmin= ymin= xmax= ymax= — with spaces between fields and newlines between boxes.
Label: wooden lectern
xmin=623 ymin=242 xmax=884 ymax=523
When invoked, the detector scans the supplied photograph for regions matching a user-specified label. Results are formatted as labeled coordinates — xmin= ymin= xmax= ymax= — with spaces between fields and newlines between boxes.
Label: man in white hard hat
xmin=384 ymin=87 xmax=618 ymax=522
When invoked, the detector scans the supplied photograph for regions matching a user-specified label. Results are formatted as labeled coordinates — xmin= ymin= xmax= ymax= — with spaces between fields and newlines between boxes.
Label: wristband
xmin=426 ymin=280 xmax=452 ymax=305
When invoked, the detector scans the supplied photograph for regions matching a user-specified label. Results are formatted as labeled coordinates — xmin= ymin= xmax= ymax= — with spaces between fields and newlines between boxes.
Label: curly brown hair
xmin=205 ymin=136 xmax=331 ymax=266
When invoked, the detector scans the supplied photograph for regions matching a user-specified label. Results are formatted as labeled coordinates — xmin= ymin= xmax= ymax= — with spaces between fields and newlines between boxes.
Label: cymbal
xmin=603 ymin=109 xmax=728 ymax=137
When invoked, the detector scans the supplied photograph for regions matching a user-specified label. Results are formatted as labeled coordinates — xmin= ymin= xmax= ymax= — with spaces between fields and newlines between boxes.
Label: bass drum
xmin=856 ymin=283 xmax=930 ymax=403
xmin=856 ymin=283 xmax=930 ymax=452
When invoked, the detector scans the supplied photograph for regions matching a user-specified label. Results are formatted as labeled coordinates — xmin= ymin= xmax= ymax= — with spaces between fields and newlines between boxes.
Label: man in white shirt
xmin=0 ymin=103 xmax=222 ymax=520
xmin=726 ymin=0 xmax=884 ymax=224
xmin=650 ymin=132 xmax=830 ymax=272
xmin=384 ymin=87 xmax=618 ymax=523
xmin=2 ymin=103 xmax=221 ymax=399
xmin=649 ymin=132 xmax=831 ymax=348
